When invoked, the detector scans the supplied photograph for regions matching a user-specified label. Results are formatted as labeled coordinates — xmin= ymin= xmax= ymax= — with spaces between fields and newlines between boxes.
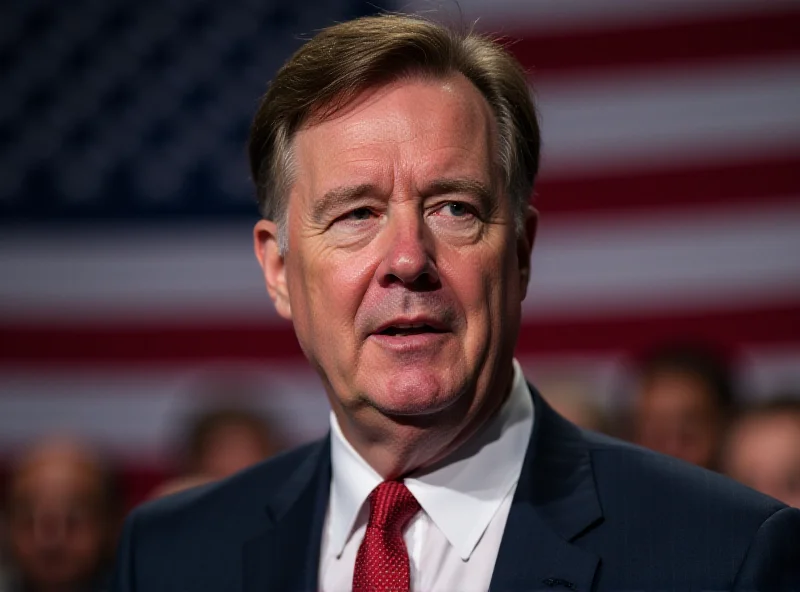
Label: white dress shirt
xmin=319 ymin=359 xmax=534 ymax=592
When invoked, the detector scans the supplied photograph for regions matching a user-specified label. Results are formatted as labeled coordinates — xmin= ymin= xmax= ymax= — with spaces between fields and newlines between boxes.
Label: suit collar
xmin=523 ymin=386 xmax=604 ymax=541
xmin=490 ymin=386 xmax=603 ymax=592
xmin=261 ymin=437 xmax=331 ymax=525
xmin=242 ymin=437 xmax=331 ymax=592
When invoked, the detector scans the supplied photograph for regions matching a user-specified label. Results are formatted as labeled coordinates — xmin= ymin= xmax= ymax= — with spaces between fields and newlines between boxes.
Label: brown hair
xmin=248 ymin=13 xmax=540 ymax=250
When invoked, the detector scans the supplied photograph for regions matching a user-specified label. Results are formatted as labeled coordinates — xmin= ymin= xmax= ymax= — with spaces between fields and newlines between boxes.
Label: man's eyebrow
xmin=311 ymin=179 xmax=493 ymax=223
xmin=312 ymin=184 xmax=376 ymax=224
xmin=423 ymin=178 xmax=493 ymax=203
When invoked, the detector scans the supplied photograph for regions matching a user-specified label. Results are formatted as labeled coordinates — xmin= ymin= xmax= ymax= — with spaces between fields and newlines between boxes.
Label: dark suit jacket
xmin=112 ymin=388 xmax=800 ymax=591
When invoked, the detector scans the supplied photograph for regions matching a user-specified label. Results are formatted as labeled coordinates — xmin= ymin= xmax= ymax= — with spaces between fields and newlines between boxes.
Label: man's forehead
xmin=10 ymin=438 xmax=107 ymax=498
xmin=14 ymin=460 xmax=103 ymax=492
xmin=291 ymin=77 xmax=498 ymax=191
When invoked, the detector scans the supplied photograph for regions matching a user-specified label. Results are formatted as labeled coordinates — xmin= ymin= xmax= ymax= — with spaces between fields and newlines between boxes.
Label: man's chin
xmin=361 ymin=367 xmax=466 ymax=419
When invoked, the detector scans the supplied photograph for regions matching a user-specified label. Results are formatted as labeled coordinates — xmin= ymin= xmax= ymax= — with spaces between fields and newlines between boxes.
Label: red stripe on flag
xmin=506 ymin=8 xmax=800 ymax=76
xmin=516 ymin=301 xmax=800 ymax=356
xmin=2 ymin=300 xmax=798 ymax=366
xmin=535 ymin=153 xmax=800 ymax=217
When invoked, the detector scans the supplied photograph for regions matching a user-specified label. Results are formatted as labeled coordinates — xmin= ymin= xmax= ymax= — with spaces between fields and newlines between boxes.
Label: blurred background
xmin=0 ymin=0 xmax=798 ymax=588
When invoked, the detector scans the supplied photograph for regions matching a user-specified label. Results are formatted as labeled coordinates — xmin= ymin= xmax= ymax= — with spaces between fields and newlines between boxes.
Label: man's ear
xmin=254 ymin=219 xmax=292 ymax=320
xmin=517 ymin=205 xmax=538 ymax=300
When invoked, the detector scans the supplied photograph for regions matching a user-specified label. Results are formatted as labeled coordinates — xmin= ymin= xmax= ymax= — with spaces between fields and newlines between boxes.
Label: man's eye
xmin=344 ymin=207 xmax=374 ymax=221
xmin=440 ymin=202 xmax=472 ymax=217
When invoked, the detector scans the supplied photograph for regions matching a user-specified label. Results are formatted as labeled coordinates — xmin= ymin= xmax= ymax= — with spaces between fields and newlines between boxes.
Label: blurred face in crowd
xmin=255 ymin=75 xmax=534 ymax=472
xmin=724 ymin=412 xmax=800 ymax=507
xmin=633 ymin=370 xmax=723 ymax=469
xmin=198 ymin=420 xmax=273 ymax=479
xmin=6 ymin=442 xmax=113 ymax=590
xmin=540 ymin=379 xmax=606 ymax=433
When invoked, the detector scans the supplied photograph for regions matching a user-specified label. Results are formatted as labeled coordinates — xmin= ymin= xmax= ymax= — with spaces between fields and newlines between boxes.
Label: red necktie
xmin=352 ymin=481 xmax=421 ymax=592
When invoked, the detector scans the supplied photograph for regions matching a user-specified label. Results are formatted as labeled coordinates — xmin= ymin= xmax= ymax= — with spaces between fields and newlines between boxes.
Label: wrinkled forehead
xmin=291 ymin=74 xmax=501 ymax=187
xmin=738 ymin=412 xmax=800 ymax=439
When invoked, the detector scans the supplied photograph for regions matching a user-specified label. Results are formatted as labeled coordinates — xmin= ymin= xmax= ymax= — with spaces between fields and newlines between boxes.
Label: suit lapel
xmin=243 ymin=437 xmax=331 ymax=592
xmin=490 ymin=388 xmax=603 ymax=592
xmin=490 ymin=506 xmax=599 ymax=592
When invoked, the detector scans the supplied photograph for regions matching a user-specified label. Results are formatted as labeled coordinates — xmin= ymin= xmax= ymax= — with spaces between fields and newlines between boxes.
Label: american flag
xmin=1 ymin=0 xmax=798 ymax=503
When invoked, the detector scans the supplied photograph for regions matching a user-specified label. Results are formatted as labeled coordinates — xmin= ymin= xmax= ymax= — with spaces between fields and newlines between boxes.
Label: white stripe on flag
xmin=536 ymin=57 xmax=800 ymax=176
xmin=3 ymin=202 xmax=798 ymax=322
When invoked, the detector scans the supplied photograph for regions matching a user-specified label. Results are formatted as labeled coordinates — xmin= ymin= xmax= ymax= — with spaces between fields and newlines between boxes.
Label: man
xmin=5 ymin=437 xmax=119 ymax=592
xmin=724 ymin=397 xmax=800 ymax=508
xmin=112 ymin=14 xmax=800 ymax=591
xmin=631 ymin=342 xmax=734 ymax=470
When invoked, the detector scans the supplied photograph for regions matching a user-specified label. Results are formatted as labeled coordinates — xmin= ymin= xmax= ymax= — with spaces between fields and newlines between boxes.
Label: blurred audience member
xmin=631 ymin=342 xmax=735 ymax=470
xmin=723 ymin=397 xmax=800 ymax=507
xmin=149 ymin=407 xmax=280 ymax=499
xmin=182 ymin=407 xmax=278 ymax=480
xmin=539 ymin=378 xmax=609 ymax=433
xmin=2 ymin=437 xmax=120 ymax=592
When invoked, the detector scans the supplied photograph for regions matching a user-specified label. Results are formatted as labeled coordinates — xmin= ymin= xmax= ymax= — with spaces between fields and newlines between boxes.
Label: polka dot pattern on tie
xmin=352 ymin=481 xmax=421 ymax=592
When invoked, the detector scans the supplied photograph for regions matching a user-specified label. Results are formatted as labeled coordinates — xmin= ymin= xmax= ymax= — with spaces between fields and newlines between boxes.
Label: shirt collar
xmin=328 ymin=359 xmax=534 ymax=561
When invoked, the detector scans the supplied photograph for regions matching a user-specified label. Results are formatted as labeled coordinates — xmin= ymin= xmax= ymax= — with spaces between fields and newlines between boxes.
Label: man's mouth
xmin=369 ymin=317 xmax=451 ymax=352
xmin=376 ymin=323 xmax=448 ymax=337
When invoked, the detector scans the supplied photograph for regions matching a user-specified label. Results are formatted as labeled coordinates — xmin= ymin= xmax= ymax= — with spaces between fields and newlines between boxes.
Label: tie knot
xmin=367 ymin=481 xmax=421 ymax=534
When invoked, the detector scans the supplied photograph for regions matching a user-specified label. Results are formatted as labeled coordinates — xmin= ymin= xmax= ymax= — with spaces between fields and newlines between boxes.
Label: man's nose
xmin=377 ymin=211 xmax=439 ymax=289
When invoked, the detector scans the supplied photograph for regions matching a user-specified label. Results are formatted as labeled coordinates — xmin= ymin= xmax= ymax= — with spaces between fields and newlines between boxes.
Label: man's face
xmin=8 ymin=456 xmax=110 ymax=588
xmin=256 ymin=75 xmax=534 ymax=431
xmin=199 ymin=422 xmax=273 ymax=479
xmin=725 ymin=413 xmax=800 ymax=508
xmin=634 ymin=371 xmax=722 ymax=469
